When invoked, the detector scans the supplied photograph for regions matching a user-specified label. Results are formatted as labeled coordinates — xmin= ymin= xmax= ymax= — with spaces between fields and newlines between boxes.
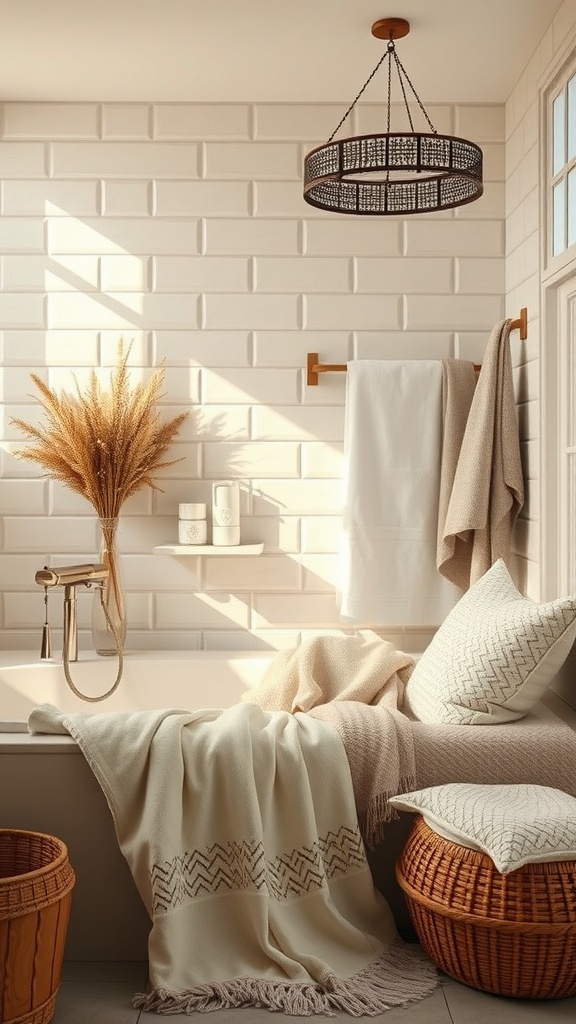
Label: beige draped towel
xmin=437 ymin=320 xmax=525 ymax=589
xmin=436 ymin=357 xmax=477 ymax=591
xmin=241 ymin=632 xmax=417 ymax=850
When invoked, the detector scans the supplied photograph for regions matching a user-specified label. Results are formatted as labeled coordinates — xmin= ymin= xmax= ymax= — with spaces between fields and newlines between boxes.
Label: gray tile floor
xmin=52 ymin=959 xmax=576 ymax=1023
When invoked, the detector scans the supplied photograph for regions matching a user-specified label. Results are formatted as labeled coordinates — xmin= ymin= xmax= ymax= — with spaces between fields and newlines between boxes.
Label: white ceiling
xmin=0 ymin=0 xmax=565 ymax=104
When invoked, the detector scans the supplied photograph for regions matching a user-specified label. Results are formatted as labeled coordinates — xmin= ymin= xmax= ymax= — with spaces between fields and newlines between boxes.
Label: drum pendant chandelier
xmin=303 ymin=17 xmax=483 ymax=216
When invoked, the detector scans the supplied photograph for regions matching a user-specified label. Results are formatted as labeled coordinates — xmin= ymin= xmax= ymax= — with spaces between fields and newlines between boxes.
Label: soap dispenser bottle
xmin=212 ymin=481 xmax=240 ymax=546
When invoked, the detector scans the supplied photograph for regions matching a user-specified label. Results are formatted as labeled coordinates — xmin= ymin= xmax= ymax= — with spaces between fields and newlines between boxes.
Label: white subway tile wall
xmin=0 ymin=99 xmax=513 ymax=651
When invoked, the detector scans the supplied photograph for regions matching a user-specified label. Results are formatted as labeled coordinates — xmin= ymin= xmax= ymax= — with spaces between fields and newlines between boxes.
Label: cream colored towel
xmin=436 ymin=358 xmax=478 ymax=590
xmin=439 ymin=320 xmax=525 ymax=588
xmin=339 ymin=359 xmax=463 ymax=626
xmin=242 ymin=633 xmax=417 ymax=849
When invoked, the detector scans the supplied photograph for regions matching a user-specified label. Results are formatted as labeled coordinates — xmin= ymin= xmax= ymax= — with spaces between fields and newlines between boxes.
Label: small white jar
xmin=178 ymin=519 xmax=208 ymax=545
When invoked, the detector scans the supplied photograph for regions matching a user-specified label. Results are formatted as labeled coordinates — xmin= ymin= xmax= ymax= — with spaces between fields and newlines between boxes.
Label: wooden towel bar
xmin=306 ymin=307 xmax=528 ymax=386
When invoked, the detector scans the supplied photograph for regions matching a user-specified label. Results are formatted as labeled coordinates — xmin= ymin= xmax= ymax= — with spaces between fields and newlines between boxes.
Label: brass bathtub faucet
xmin=35 ymin=563 xmax=109 ymax=662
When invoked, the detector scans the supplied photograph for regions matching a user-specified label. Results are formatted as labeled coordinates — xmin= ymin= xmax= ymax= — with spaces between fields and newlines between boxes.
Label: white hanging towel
xmin=339 ymin=360 xmax=462 ymax=626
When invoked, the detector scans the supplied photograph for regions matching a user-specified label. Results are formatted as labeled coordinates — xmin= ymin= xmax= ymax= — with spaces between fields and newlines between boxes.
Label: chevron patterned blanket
xmin=29 ymin=701 xmax=436 ymax=1015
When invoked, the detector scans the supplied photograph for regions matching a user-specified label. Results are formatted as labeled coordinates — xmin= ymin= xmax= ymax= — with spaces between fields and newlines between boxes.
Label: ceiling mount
xmin=303 ymin=15 xmax=484 ymax=216
xmin=371 ymin=18 xmax=410 ymax=41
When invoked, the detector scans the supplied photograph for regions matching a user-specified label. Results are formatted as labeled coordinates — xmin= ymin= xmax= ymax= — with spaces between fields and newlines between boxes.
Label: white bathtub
xmin=0 ymin=649 xmax=274 ymax=724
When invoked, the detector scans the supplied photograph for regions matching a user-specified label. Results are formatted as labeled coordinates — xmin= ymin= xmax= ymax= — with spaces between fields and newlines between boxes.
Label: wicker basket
xmin=0 ymin=829 xmax=75 ymax=1024
xmin=396 ymin=814 xmax=576 ymax=1000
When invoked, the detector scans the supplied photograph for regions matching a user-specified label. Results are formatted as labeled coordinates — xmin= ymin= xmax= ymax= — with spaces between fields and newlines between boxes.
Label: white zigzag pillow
xmin=404 ymin=559 xmax=576 ymax=725
xmin=389 ymin=783 xmax=576 ymax=874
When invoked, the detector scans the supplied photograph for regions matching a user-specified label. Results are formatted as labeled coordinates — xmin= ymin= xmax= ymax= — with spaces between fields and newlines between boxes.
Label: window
xmin=550 ymin=70 xmax=576 ymax=258
xmin=541 ymin=47 xmax=576 ymax=604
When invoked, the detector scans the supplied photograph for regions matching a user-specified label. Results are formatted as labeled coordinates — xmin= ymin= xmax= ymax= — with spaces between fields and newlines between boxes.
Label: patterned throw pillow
xmin=389 ymin=783 xmax=576 ymax=874
xmin=403 ymin=559 xmax=576 ymax=724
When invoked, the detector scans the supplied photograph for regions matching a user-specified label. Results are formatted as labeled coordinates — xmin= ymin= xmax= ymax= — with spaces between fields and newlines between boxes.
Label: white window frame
xmin=540 ymin=34 xmax=576 ymax=600
xmin=544 ymin=51 xmax=576 ymax=274
xmin=556 ymin=279 xmax=576 ymax=597
xmin=549 ymin=75 xmax=576 ymax=260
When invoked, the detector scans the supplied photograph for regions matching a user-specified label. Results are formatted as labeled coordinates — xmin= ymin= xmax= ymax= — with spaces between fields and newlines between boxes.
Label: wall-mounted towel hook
xmin=306 ymin=308 xmax=529 ymax=385
xmin=508 ymin=306 xmax=528 ymax=340
xmin=306 ymin=352 xmax=347 ymax=387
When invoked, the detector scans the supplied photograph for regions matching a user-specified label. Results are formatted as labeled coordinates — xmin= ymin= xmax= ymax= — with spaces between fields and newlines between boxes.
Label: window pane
xmin=553 ymin=178 xmax=566 ymax=255
xmin=553 ymin=91 xmax=566 ymax=174
xmin=569 ymin=74 xmax=576 ymax=161
xmin=569 ymin=168 xmax=576 ymax=248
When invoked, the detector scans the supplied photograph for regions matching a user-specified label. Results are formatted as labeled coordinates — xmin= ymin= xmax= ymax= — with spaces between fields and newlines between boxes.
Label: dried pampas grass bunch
xmin=11 ymin=342 xmax=188 ymax=519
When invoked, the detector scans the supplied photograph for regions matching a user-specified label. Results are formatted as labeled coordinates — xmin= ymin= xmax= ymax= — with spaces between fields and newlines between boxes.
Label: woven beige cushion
xmin=390 ymin=783 xmax=576 ymax=874
xmin=403 ymin=559 xmax=576 ymax=725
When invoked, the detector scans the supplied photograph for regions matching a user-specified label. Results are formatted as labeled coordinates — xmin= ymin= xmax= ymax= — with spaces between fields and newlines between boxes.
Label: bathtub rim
xmin=0 ymin=648 xmax=276 ymax=668
xmin=0 ymin=648 xmax=277 ymax=749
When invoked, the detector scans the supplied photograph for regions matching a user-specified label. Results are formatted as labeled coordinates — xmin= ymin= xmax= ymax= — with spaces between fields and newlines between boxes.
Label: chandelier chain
xmin=386 ymin=47 xmax=392 ymax=133
xmin=326 ymin=38 xmax=438 ymax=145
xmin=393 ymin=51 xmax=415 ymax=131
xmin=392 ymin=50 xmax=437 ymax=134
xmin=327 ymin=48 xmax=391 ymax=143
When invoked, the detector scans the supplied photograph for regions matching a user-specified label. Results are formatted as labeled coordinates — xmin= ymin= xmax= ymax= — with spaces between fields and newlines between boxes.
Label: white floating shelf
xmin=153 ymin=543 xmax=264 ymax=557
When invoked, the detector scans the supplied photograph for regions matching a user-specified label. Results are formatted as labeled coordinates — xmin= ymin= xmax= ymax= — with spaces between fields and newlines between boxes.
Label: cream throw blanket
xmin=438 ymin=320 xmax=525 ymax=588
xmin=241 ymin=633 xmax=417 ymax=850
xmin=29 ymin=701 xmax=436 ymax=1016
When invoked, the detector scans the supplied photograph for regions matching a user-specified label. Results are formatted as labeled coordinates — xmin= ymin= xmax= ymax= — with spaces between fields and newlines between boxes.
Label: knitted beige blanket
xmin=412 ymin=708 xmax=576 ymax=796
xmin=242 ymin=633 xmax=416 ymax=849
xmin=29 ymin=701 xmax=437 ymax=1016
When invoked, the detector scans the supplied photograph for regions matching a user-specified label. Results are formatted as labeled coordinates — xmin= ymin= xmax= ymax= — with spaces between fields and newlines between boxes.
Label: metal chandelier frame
xmin=303 ymin=18 xmax=484 ymax=216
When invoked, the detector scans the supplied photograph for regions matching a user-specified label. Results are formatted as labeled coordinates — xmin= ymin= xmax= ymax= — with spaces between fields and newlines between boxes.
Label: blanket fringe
xmin=359 ymin=776 xmax=416 ymax=851
xmin=132 ymin=939 xmax=437 ymax=1016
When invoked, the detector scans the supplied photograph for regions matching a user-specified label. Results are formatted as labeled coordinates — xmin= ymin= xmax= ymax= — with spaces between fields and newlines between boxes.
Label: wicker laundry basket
xmin=0 ymin=829 xmax=75 ymax=1024
xmin=395 ymin=814 xmax=576 ymax=1000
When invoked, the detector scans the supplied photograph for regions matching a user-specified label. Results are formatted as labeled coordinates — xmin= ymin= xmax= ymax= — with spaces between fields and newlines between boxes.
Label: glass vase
xmin=92 ymin=517 xmax=127 ymax=656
